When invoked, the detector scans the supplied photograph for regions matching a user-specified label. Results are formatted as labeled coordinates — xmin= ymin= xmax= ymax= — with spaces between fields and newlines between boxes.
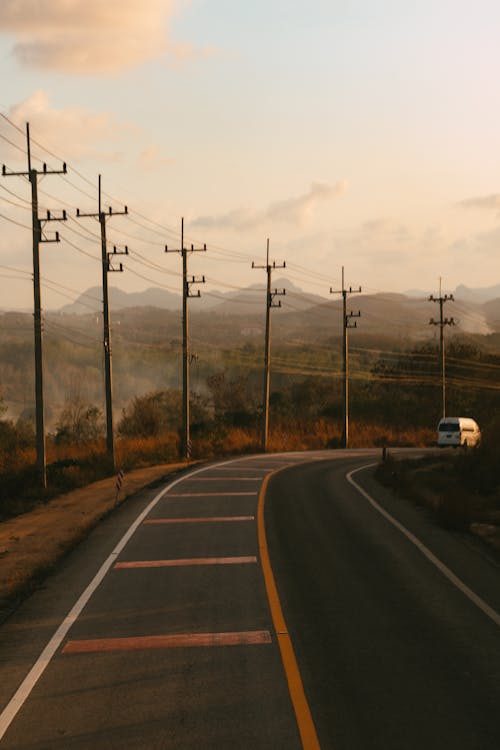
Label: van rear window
xmin=439 ymin=423 xmax=459 ymax=432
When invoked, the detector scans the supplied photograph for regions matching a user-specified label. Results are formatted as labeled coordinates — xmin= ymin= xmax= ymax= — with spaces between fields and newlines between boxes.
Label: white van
xmin=437 ymin=417 xmax=481 ymax=448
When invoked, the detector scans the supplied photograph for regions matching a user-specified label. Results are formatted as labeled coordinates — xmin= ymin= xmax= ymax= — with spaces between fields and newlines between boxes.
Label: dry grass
xmin=376 ymin=453 xmax=500 ymax=542
xmin=0 ymin=419 xmax=433 ymax=522
xmin=268 ymin=419 xmax=433 ymax=452
xmin=115 ymin=433 xmax=179 ymax=469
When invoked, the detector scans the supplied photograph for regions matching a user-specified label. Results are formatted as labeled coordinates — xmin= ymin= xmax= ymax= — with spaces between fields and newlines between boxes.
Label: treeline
xmin=1 ymin=310 xmax=500 ymax=464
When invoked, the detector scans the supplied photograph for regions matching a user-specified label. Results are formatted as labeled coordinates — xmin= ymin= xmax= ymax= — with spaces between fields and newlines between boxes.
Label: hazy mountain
xmin=59 ymin=286 xmax=181 ymax=315
xmin=59 ymin=279 xmax=327 ymax=316
xmin=453 ymin=284 xmax=500 ymax=304
xmin=53 ymin=282 xmax=500 ymax=336
xmin=405 ymin=283 xmax=500 ymax=305
xmin=201 ymin=277 xmax=327 ymax=315
xmin=482 ymin=298 xmax=500 ymax=329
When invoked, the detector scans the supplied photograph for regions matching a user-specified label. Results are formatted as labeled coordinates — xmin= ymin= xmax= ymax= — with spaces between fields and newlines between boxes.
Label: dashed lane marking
xmin=114 ymin=556 xmax=257 ymax=569
xmin=62 ymin=630 xmax=272 ymax=654
xmin=0 ymin=453 xmax=315 ymax=742
xmin=186 ymin=477 xmax=262 ymax=481
xmin=166 ymin=492 xmax=257 ymax=497
xmin=144 ymin=516 xmax=255 ymax=524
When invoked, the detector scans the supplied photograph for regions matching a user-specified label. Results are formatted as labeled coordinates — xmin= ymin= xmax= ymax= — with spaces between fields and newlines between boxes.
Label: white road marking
xmin=0 ymin=450 xmax=371 ymax=739
xmin=347 ymin=464 xmax=500 ymax=627
xmin=0 ymin=455 xmax=270 ymax=741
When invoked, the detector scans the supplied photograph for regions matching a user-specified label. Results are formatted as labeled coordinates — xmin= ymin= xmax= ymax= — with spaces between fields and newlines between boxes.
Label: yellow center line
xmin=257 ymin=469 xmax=321 ymax=750
xmin=187 ymin=477 xmax=262 ymax=481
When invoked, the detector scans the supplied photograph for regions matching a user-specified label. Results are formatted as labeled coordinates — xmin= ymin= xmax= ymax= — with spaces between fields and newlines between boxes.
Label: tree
xmin=118 ymin=389 xmax=209 ymax=437
xmin=0 ymin=395 xmax=35 ymax=454
xmin=206 ymin=371 xmax=259 ymax=426
xmin=55 ymin=400 xmax=104 ymax=445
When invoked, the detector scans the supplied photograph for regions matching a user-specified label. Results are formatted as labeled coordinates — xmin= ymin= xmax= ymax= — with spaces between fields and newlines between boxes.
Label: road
xmin=265 ymin=454 xmax=500 ymax=749
xmin=0 ymin=449 xmax=499 ymax=749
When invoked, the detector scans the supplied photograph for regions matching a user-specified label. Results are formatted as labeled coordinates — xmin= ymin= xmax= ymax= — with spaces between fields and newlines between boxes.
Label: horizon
xmin=1 ymin=277 xmax=500 ymax=316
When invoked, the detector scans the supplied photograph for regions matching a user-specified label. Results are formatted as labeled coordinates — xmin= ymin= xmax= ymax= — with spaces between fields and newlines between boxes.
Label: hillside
xmin=1 ymin=285 xmax=500 ymax=433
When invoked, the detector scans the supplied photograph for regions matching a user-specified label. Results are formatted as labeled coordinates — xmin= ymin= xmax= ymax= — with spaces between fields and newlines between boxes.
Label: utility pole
xmin=252 ymin=239 xmax=285 ymax=452
xmin=2 ymin=123 xmax=67 ymax=488
xmin=330 ymin=267 xmax=361 ymax=449
xmin=76 ymin=175 xmax=128 ymax=470
xmin=165 ymin=218 xmax=206 ymax=460
xmin=429 ymin=278 xmax=455 ymax=419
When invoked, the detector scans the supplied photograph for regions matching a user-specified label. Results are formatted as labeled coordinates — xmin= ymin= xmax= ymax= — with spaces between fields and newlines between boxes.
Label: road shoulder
xmin=0 ymin=463 xmax=188 ymax=616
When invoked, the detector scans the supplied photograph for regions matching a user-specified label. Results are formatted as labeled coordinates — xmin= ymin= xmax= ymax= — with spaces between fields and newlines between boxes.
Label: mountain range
xmin=48 ymin=279 xmax=500 ymax=340
xmin=58 ymin=278 xmax=324 ymax=316
xmin=60 ymin=279 xmax=500 ymax=316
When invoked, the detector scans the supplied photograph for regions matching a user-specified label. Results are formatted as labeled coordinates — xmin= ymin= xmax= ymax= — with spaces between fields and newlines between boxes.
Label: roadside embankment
xmin=0 ymin=462 xmax=188 ymax=616
xmin=375 ymin=453 xmax=500 ymax=557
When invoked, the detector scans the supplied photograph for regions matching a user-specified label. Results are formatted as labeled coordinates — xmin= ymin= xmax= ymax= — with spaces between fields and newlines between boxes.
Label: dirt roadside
xmin=0 ymin=462 xmax=190 ymax=614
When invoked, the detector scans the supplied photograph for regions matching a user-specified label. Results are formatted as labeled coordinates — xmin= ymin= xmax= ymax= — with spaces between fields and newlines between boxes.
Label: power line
xmin=165 ymin=217 xmax=207 ymax=459
xmin=330 ymin=266 xmax=362 ymax=448
xmin=0 ymin=131 xmax=27 ymax=156
xmin=252 ymin=238 xmax=285 ymax=451
xmin=0 ymin=182 xmax=31 ymax=205
xmin=0 ymin=211 xmax=33 ymax=230
xmin=76 ymin=174 xmax=128 ymax=470
xmin=2 ymin=122 xmax=67 ymax=488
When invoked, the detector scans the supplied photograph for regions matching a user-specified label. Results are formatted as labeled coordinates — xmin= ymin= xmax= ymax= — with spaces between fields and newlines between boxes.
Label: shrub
xmin=55 ymin=403 xmax=104 ymax=446
xmin=118 ymin=389 xmax=210 ymax=439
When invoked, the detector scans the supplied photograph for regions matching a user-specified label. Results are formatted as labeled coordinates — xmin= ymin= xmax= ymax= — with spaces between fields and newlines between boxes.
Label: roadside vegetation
xmin=0 ymin=375 xmax=434 ymax=521
xmin=1 ymin=323 xmax=499 ymax=524
xmin=375 ymin=418 xmax=500 ymax=552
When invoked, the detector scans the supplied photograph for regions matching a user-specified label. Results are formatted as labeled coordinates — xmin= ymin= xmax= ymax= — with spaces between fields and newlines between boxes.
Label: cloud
xmin=192 ymin=182 xmax=346 ymax=231
xmin=265 ymin=182 xmax=345 ymax=225
xmin=456 ymin=194 xmax=500 ymax=213
xmin=137 ymin=146 xmax=174 ymax=170
xmin=450 ymin=224 xmax=500 ymax=259
xmin=0 ymin=0 xmax=201 ymax=74
xmin=7 ymin=90 xmax=135 ymax=161
xmin=361 ymin=218 xmax=411 ymax=242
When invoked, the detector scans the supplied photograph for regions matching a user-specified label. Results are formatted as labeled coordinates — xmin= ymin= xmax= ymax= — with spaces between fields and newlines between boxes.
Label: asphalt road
xmin=265 ymin=455 xmax=500 ymax=749
xmin=0 ymin=449 xmax=499 ymax=749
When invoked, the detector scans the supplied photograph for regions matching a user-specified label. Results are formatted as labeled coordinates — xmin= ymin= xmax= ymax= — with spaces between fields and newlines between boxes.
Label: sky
xmin=1 ymin=0 xmax=500 ymax=311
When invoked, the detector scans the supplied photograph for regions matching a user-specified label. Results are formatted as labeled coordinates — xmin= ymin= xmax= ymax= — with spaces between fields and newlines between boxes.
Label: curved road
xmin=265 ymin=454 xmax=500 ymax=749
xmin=0 ymin=449 xmax=498 ymax=748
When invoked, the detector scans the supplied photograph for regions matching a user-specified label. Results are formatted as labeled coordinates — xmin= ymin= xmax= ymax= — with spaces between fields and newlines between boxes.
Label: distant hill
xmin=454 ymin=284 xmax=500 ymax=304
xmin=405 ymin=283 xmax=500 ymax=305
xmin=59 ymin=279 xmax=328 ymax=316
xmin=202 ymin=277 xmax=327 ymax=315
xmin=55 ymin=282 xmax=500 ymax=336
xmin=59 ymin=286 xmax=181 ymax=315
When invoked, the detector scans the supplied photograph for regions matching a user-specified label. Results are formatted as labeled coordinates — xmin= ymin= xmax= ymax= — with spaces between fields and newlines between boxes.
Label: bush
xmin=118 ymin=389 xmax=210 ymax=439
xmin=454 ymin=416 xmax=500 ymax=496
xmin=0 ymin=394 xmax=36 ymax=470
xmin=55 ymin=403 xmax=104 ymax=446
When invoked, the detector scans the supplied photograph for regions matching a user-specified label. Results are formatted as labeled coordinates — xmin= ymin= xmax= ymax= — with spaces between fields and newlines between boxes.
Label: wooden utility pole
xmin=252 ymin=239 xmax=285 ymax=452
xmin=2 ymin=123 xmax=67 ymax=488
xmin=165 ymin=218 xmax=206 ymax=460
xmin=330 ymin=267 xmax=361 ymax=449
xmin=76 ymin=175 xmax=128 ymax=470
xmin=429 ymin=278 xmax=455 ymax=419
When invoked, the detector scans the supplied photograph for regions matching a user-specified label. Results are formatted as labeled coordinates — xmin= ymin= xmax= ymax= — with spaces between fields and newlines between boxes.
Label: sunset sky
xmin=1 ymin=0 xmax=500 ymax=310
